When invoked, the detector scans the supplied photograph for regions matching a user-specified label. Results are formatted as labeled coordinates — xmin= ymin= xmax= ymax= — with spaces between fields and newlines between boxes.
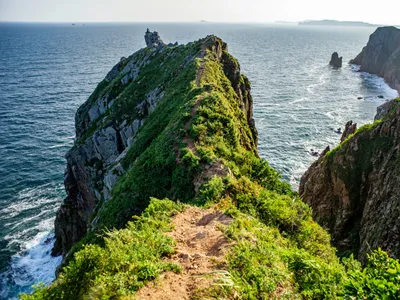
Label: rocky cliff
xmin=300 ymin=98 xmax=400 ymax=261
xmin=52 ymin=31 xmax=258 ymax=256
xmin=350 ymin=26 xmax=400 ymax=93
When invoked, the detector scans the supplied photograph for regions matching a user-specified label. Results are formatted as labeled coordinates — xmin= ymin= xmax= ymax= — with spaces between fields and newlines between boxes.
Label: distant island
xmin=274 ymin=21 xmax=298 ymax=25
xmin=299 ymin=20 xmax=379 ymax=27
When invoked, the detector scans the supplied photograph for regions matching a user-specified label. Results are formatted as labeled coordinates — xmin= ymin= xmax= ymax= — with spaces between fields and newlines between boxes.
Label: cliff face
xmin=300 ymin=99 xmax=400 ymax=261
xmin=53 ymin=32 xmax=258 ymax=256
xmin=350 ymin=26 xmax=400 ymax=93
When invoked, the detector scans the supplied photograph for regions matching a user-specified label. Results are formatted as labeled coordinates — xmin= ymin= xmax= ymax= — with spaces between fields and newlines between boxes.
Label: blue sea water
xmin=0 ymin=22 xmax=398 ymax=299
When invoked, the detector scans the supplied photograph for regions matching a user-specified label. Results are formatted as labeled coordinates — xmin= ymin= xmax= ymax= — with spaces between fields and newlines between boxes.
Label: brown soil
xmin=136 ymin=206 xmax=233 ymax=300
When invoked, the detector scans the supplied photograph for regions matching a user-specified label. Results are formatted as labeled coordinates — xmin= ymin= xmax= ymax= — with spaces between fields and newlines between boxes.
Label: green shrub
xmin=197 ymin=176 xmax=225 ymax=204
xmin=342 ymin=249 xmax=400 ymax=299
xmin=21 ymin=199 xmax=183 ymax=299
xmin=181 ymin=148 xmax=200 ymax=168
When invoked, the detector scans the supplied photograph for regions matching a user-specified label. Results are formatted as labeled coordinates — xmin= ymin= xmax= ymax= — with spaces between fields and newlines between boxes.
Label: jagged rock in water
xmin=350 ymin=26 xmax=400 ymax=93
xmin=330 ymin=52 xmax=342 ymax=68
xmin=144 ymin=28 xmax=165 ymax=49
xmin=340 ymin=120 xmax=357 ymax=142
xmin=299 ymin=99 xmax=400 ymax=262
xmin=52 ymin=31 xmax=258 ymax=256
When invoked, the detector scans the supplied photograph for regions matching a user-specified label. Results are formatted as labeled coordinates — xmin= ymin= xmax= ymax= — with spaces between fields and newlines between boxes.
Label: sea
xmin=0 ymin=22 xmax=398 ymax=299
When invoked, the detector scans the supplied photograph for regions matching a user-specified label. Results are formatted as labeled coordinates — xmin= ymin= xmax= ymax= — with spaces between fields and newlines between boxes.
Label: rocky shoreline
xmin=350 ymin=26 xmax=400 ymax=94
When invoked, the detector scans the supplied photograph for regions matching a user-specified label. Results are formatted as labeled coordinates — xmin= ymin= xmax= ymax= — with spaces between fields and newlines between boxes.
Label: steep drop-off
xmin=350 ymin=26 xmax=400 ymax=93
xmin=52 ymin=31 xmax=258 ymax=256
xmin=300 ymin=99 xmax=400 ymax=261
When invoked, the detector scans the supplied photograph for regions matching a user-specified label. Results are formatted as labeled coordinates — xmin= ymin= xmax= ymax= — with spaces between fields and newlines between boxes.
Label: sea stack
xmin=329 ymin=52 xmax=342 ymax=68
xmin=350 ymin=26 xmax=400 ymax=93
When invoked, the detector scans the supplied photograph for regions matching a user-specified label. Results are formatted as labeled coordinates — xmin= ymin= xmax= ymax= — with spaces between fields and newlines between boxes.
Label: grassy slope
xmin=22 ymin=40 xmax=400 ymax=299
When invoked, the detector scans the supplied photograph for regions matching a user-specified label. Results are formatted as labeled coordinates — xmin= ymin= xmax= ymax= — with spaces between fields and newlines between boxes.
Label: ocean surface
xmin=0 ymin=22 xmax=398 ymax=299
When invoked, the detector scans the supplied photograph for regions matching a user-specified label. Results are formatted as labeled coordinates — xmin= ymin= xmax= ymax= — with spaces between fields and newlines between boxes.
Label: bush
xmin=342 ymin=249 xmax=400 ymax=299
xmin=21 ymin=199 xmax=183 ymax=299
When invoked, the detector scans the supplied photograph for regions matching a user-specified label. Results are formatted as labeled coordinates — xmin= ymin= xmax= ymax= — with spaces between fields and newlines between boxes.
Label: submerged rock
xmin=329 ymin=52 xmax=343 ymax=68
xmin=300 ymin=98 xmax=400 ymax=262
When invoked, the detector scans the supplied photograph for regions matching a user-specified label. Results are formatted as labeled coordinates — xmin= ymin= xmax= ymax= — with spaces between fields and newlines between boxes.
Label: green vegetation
xmin=342 ymin=249 xmax=400 ymax=299
xmin=21 ymin=38 xmax=400 ymax=299
xmin=21 ymin=199 xmax=183 ymax=300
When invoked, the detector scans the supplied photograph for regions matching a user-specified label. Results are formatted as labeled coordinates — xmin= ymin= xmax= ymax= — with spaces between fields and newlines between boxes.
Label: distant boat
xmin=72 ymin=23 xmax=75 ymax=26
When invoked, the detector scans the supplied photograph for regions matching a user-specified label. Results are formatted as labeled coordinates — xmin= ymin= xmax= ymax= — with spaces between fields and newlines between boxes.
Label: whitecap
xmin=0 ymin=232 xmax=62 ymax=299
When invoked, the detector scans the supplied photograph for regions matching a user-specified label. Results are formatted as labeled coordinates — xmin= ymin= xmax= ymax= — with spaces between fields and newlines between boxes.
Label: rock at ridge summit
xmin=340 ymin=120 xmax=357 ymax=142
xmin=144 ymin=28 xmax=165 ymax=49
xmin=329 ymin=52 xmax=343 ymax=68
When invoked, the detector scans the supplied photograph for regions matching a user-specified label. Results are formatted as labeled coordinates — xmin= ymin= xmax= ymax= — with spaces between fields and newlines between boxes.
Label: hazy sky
xmin=0 ymin=0 xmax=399 ymax=24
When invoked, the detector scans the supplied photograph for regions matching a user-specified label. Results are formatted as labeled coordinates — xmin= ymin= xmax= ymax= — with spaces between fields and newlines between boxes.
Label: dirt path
xmin=136 ymin=207 xmax=232 ymax=300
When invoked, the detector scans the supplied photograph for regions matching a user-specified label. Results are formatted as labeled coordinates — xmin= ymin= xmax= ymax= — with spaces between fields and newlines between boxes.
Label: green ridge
xmin=22 ymin=38 xmax=400 ymax=299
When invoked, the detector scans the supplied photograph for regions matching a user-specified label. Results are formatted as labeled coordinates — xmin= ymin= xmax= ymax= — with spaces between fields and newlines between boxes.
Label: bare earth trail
xmin=136 ymin=207 xmax=233 ymax=300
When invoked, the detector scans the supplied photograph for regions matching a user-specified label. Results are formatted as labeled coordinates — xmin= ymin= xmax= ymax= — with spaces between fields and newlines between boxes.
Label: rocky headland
xmin=22 ymin=30 xmax=400 ymax=299
xmin=350 ymin=26 xmax=400 ymax=93
xmin=300 ymin=99 xmax=400 ymax=261
xmin=52 ymin=30 xmax=258 ymax=256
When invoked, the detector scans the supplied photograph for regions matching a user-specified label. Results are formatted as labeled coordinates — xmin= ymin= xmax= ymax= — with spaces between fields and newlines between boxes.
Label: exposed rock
xmin=340 ymin=120 xmax=357 ymax=142
xmin=144 ymin=28 xmax=165 ymax=49
xmin=350 ymin=26 xmax=400 ymax=93
xmin=299 ymin=99 xmax=400 ymax=262
xmin=330 ymin=52 xmax=343 ymax=68
xmin=105 ymin=57 xmax=128 ymax=82
xmin=375 ymin=100 xmax=394 ymax=120
xmin=320 ymin=145 xmax=330 ymax=157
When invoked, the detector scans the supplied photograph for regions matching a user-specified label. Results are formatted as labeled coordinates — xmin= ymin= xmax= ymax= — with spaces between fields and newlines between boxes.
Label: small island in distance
xmin=299 ymin=19 xmax=379 ymax=27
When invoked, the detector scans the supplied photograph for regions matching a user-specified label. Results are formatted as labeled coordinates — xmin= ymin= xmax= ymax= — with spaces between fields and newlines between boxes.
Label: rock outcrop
xmin=340 ymin=120 xmax=357 ymax=142
xmin=144 ymin=28 xmax=165 ymax=49
xmin=330 ymin=52 xmax=343 ymax=68
xmin=350 ymin=26 xmax=400 ymax=93
xmin=52 ymin=31 xmax=257 ymax=256
xmin=300 ymin=99 xmax=400 ymax=261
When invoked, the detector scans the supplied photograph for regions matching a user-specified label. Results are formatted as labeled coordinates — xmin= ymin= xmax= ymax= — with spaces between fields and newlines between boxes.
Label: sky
xmin=0 ymin=0 xmax=399 ymax=25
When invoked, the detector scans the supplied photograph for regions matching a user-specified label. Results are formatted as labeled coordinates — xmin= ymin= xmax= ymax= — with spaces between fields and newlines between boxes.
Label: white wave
xmin=350 ymin=64 xmax=361 ymax=72
xmin=0 ymin=232 xmax=62 ymax=300
xmin=47 ymin=143 xmax=71 ymax=149
xmin=289 ymin=96 xmax=308 ymax=104
xmin=0 ymin=182 xmax=63 ymax=299
xmin=0 ymin=184 xmax=63 ymax=219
